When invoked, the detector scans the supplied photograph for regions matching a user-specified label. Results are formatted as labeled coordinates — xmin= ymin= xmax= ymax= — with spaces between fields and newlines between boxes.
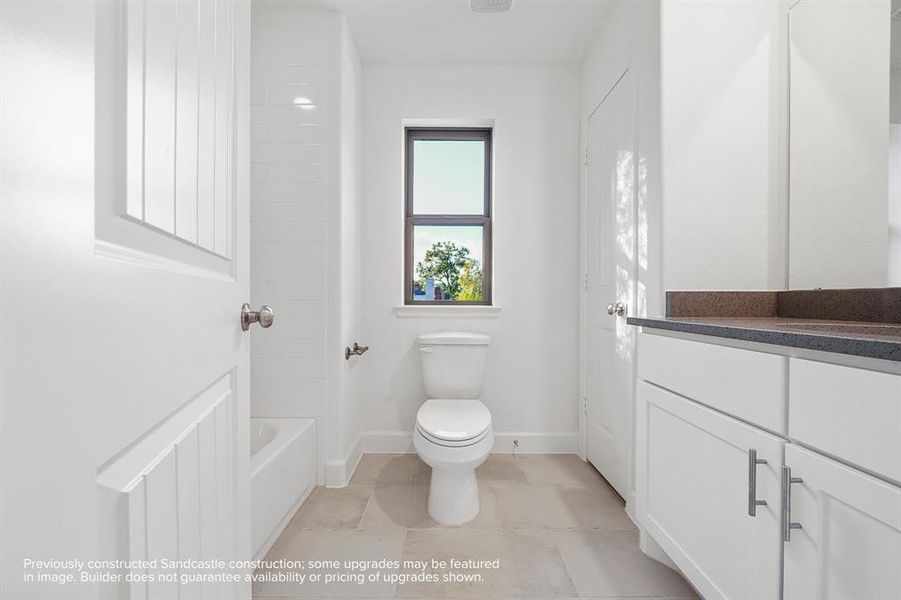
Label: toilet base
xmin=428 ymin=467 xmax=480 ymax=526
xmin=413 ymin=428 xmax=494 ymax=527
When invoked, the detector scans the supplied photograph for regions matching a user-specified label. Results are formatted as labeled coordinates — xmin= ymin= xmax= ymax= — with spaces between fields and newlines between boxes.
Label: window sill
xmin=393 ymin=305 xmax=502 ymax=319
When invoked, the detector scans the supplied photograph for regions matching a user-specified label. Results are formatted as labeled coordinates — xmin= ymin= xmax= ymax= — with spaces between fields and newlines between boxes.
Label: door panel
xmin=175 ymin=0 xmax=201 ymax=244
xmin=0 ymin=1 xmax=251 ymax=598
xmin=783 ymin=444 xmax=901 ymax=600
xmin=198 ymin=0 xmax=220 ymax=251
xmin=586 ymin=70 xmax=637 ymax=498
xmin=118 ymin=0 xmax=235 ymax=260
xmin=97 ymin=376 xmax=236 ymax=600
xmin=142 ymin=0 xmax=179 ymax=234
xmin=636 ymin=381 xmax=784 ymax=600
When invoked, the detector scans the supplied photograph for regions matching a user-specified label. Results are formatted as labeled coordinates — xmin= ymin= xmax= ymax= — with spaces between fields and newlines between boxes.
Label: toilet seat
xmin=416 ymin=424 xmax=492 ymax=448
xmin=415 ymin=399 xmax=491 ymax=447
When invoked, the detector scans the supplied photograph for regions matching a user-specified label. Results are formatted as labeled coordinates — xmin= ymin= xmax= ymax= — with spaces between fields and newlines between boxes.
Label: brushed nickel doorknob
xmin=606 ymin=302 xmax=626 ymax=317
xmin=241 ymin=303 xmax=274 ymax=331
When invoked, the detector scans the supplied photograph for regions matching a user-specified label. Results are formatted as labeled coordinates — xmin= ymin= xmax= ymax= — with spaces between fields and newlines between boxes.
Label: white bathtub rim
xmin=250 ymin=421 xmax=277 ymax=456
xmin=250 ymin=417 xmax=311 ymax=477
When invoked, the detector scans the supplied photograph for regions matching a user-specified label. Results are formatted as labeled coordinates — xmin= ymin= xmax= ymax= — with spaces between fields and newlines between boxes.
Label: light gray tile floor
xmin=253 ymin=454 xmax=699 ymax=599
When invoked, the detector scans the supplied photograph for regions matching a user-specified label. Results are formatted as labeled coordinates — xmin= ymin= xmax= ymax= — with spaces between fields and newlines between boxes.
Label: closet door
xmin=783 ymin=444 xmax=901 ymax=600
xmin=636 ymin=381 xmax=784 ymax=600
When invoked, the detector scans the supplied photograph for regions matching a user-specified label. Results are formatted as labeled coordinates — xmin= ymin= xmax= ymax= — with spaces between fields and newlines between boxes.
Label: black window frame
xmin=404 ymin=127 xmax=493 ymax=305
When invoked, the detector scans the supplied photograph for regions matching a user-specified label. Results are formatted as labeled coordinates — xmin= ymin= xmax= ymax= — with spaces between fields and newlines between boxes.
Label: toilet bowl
xmin=414 ymin=399 xmax=493 ymax=525
xmin=415 ymin=332 xmax=493 ymax=526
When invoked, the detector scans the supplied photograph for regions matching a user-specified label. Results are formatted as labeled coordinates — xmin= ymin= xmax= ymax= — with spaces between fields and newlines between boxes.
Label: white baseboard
xmin=324 ymin=433 xmax=363 ymax=487
xmin=361 ymin=430 xmax=579 ymax=454
xmin=639 ymin=526 xmax=678 ymax=571
xmin=625 ymin=490 xmax=638 ymax=525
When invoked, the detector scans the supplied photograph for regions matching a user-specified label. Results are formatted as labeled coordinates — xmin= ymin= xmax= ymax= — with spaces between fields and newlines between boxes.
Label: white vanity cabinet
xmin=635 ymin=331 xmax=901 ymax=600
xmin=636 ymin=381 xmax=784 ymax=600
xmin=782 ymin=444 xmax=901 ymax=600
xmin=789 ymin=358 xmax=901 ymax=482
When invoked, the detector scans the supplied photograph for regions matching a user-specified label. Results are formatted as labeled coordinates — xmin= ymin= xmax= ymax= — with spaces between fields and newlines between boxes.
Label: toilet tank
xmin=418 ymin=332 xmax=490 ymax=399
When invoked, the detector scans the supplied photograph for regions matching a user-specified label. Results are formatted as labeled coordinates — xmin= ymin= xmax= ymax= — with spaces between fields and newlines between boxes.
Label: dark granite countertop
xmin=628 ymin=288 xmax=901 ymax=362
xmin=627 ymin=316 xmax=901 ymax=362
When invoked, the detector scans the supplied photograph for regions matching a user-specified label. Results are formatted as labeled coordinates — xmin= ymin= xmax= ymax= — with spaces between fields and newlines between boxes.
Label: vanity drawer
xmin=789 ymin=358 xmax=901 ymax=482
xmin=638 ymin=333 xmax=787 ymax=432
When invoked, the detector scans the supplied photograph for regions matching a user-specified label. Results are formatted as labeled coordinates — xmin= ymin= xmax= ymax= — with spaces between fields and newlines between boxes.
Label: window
xmin=405 ymin=128 xmax=492 ymax=305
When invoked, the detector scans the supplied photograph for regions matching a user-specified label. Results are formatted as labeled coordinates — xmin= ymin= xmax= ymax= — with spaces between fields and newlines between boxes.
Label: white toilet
xmin=413 ymin=332 xmax=493 ymax=526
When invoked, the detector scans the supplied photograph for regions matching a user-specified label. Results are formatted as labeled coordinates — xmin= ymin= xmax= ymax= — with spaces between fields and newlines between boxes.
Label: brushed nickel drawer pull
xmin=748 ymin=448 xmax=768 ymax=517
xmin=782 ymin=465 xmax=804 ymax=542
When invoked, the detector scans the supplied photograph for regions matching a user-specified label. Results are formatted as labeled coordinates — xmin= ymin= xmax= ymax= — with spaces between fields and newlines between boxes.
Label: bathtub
xmin=250 ymin=418 xmax=316 ymax=559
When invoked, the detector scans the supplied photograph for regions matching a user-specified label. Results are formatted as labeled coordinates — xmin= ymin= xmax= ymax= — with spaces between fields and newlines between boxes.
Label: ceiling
xmin=312 ymin=0 xmax=614 ymax=66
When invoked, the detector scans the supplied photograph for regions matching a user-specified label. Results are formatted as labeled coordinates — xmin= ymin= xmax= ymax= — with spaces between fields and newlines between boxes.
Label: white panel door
xmin=1 ymin=1 xmax=252 ymax=599
xmin=783 ymin=444 xmax=901 ymax=600
xmin=636 ymin=381 xmax=784 ymax=600
xmin=586 ymin=70 xmax=638 ymax=499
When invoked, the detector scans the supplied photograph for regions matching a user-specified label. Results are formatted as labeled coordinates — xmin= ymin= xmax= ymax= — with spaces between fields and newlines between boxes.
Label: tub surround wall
xmin=360 ymin=65 xmax=582 ymax=453
xmin=250 ymin=5 xmax=328 ymax=424
xmin=250 ymin=5 xmax=363 ymax=485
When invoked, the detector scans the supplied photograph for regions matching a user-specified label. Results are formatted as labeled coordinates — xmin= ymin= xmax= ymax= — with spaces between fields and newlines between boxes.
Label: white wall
xmin=891 ymin=18 xmax=901 ymax=285
xmin=660 ymin=0 xmax=788 ymax=290
xmin=250 ymin=5 xmax=362 ymax=484
xmin=360 ymin=66 xmax=581 ymax=453
xmin=890 ymin=126 xmax=901 ymax=285
xmin=327 ymin=14 xmax=365 ymax=483
xmin=788 ymin=0 xmax=889 ymax=288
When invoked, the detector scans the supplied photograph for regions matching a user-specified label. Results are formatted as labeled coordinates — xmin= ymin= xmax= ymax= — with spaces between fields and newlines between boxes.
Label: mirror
xmin=789 ymin=0 xmax=900 ymax=288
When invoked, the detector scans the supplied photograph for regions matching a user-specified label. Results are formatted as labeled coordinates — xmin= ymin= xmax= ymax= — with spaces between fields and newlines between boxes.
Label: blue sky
xmin=411 ymin=140 xmax=485 ymax=274
xmin=412 ymin=140 xmax=484 ymax=215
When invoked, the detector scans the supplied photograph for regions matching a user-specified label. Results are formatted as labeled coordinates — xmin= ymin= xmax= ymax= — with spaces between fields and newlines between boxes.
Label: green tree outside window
xmin=416 ymin=241 xmax=483 ymax=301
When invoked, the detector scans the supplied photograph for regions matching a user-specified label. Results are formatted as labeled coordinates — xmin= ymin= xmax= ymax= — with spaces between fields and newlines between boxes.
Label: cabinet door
xmin=636 ymin=381 xmax=784 ymax=600
xmin=783 ymin=445 xmax=901 ymax=600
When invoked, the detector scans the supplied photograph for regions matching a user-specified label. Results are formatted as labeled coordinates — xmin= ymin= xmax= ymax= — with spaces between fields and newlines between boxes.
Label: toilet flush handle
xmin=419 ymin=347 xmax=433 ymax=353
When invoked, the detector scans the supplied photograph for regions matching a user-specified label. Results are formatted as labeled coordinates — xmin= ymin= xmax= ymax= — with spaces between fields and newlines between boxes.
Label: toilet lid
xmin=416 ymin=399 xmax=491 ymax=442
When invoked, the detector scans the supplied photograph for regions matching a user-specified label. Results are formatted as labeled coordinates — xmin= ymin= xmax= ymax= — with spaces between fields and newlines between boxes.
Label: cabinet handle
xmin=782 ymin=465 xmax=803 ymax=542
xmin=748 ymin=449 xmax=768 ymax=517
